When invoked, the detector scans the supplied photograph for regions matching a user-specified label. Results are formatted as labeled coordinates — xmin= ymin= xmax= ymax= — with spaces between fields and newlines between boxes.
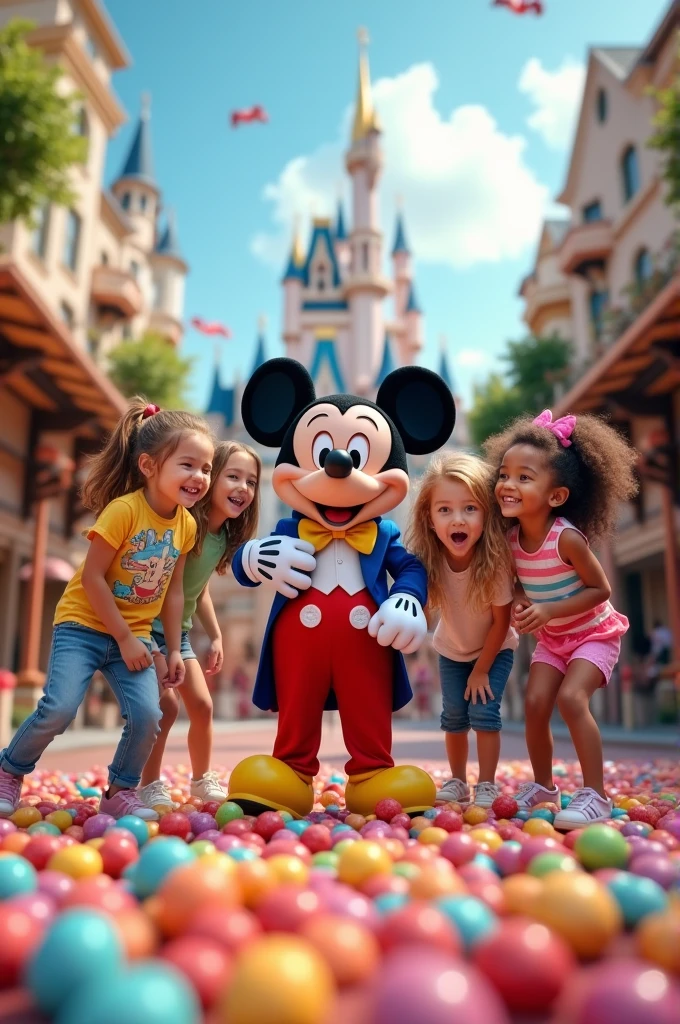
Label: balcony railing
xmin=558 ymin=220 xmax=614 ymax=276
xmin=91 ymin=266 xmax=143 ymax=320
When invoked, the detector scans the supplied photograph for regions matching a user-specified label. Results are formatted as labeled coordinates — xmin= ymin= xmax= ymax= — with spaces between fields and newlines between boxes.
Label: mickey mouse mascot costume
xmin=228 ymin=358 xmax=455 ymax=818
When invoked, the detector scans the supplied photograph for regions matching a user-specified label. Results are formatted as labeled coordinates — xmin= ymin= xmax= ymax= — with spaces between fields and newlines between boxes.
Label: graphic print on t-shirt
xmin=112 ymin=528 xmax=180 ymax=605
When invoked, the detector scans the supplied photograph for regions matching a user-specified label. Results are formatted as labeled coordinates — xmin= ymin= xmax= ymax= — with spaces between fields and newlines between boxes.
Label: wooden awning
xmin=0 ymin=258 xmax=127 ymax=434
xmin=555 ymin=274 xmax=680 ymax=418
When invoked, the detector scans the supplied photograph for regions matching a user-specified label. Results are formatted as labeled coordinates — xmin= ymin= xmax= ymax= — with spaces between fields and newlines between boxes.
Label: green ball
xmin=527 ymin=852 xmax=581 ymax=878
xmin=215 ymin=801 xmax=244 ymax=827
xmin=312 ymin=851 xmax=339 ymax=868
xmin=574 ymin=824 xmax=629 ymax=870
xmin=332 ymin=839 xmax=356 ymax=856
xmin=392 ymin=862 xmax=420 ymax=881
xmin=190 ymin=840 xmax=216 ymax=858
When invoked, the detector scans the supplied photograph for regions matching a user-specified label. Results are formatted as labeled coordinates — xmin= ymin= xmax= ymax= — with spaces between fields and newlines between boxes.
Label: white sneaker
xmin=553 ymin=787 xmax=613 ymax=831
xmin=138 ymin=780 xmax=176 ymax=811
xmin=190 ymin=770 xmax=227 ymax=803
xmin=473 ymin=781 xmax=501 ymax=808
xmin=0 ymin=767 xmax=22 ymax=817
xmin=515 ymin=781 xmax=561 ymax=810
xmin=436 ymin=777 xmax=470 ymax=807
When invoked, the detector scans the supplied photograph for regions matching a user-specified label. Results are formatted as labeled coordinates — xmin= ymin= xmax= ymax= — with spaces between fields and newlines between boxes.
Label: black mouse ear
xmin=376 ymin=367 xmax=455 ymax=455
xmin=241 ymin=358 xmax=316 ymax=447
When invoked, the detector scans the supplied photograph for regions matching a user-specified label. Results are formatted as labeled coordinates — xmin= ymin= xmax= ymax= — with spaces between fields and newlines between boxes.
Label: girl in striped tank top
xmin=485 ymin=410 xmax=638 ymax=830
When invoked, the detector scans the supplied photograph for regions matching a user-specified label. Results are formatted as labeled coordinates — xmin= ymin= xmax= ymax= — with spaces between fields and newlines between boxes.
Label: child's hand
xmin=119 ymin=634 xmax=153 ymax=672
xmin=511 ymin=597 xmax=531 ymax=627
xmin=465 ymin=668 xmax=494 ymax=705
xmin=152 ymin=652 xmax=169 ymax=686
xmin=163 ymin=651 xmax=185 ymax=688
xmin=205 ymin=637 xmax=224 ymax=676
xmin=514 ymin=602 xmax=555 ymax=634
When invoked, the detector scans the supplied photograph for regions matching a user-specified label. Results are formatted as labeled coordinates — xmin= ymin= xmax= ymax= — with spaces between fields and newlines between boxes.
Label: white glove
xmin=241 ymin=536 xmax=316 ymax=599
xmin=368 ymin=593 xmax=427 ymax=654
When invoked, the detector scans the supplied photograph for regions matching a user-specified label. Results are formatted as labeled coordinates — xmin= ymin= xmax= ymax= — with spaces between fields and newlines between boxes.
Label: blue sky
xmin=104 ymin=0 xmax=669 ymax=410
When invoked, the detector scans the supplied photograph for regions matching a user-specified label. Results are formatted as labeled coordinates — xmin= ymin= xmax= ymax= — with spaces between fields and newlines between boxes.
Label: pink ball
xmin=433 ymin=810 xmax=463 ymax=833
xmin=0 ymin=819 xmax=17 ymax=838
xmin=375 ymin=798 xmax=402 ymax=822
xmin=322 ymin=883 xmax=379 ymax=928
xmin=371 ymin=949 xmax=510 ymax=1024
xmin=560 ymin=957 xmax=680 ymax=1024
xmin=7 ymin=893 xmax=56 ymax=926
xmin=519 ymin=836 xmax=564 ymax=869
xmin=252 ymin=811 xmax=286 ymax=841
xmin=440 ymin=831 xmax=477 ymax=867
xmin=390 ymin=813 xmax=412 ymax=830
xmin=36 ymin=870 xmax=75 ymax=906
xmin=301 ymin=825 xmax=333 ymax=854
xmin=255 ymin=885 xmax=321 ymax=932
xmin=493 ymin=841 xmax=524 ymax=877
xmin=188 ymin=812 xmax=217 ymax=835
xmin=657 ymin=814 xmax=680 ymax=840
xmin=630 ymin=853 xmax=678 ymax=890
xmin=214 ymin=835 xmax=242 ymax=853
xmin=82 ymin=813 xmax=115 ymax=840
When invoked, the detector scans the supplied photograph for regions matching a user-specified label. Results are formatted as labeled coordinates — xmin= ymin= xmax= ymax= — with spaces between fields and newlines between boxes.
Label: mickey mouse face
xmin=241 ymin=358 xmax=455 ymax=528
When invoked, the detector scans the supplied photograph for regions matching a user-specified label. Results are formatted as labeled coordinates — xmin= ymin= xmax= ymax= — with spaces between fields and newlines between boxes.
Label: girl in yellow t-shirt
xmin=0 ymin=399 xmax=214 ymax=822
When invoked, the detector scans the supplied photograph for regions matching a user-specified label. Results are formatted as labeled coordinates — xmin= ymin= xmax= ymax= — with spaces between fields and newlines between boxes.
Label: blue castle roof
xmin=206 ymin=367 xmax=234 ymax=426
xmin=302 ymin=221 xmax=342 ymax=288
xmin=117 ymin=100 xmax=156 ymax=188
xmin=375 ymin=333 xmax=395 ymax=387
xmin=392 ymin=212 xmax=410 ymax=256
xmin=438 ymin=347 xmax=454 ymax=393
xmin=309 ymin=338 xmax=345 ymax=392
xmin=335 ymin=201 xmax=347 ymax=241
xmin=405 ymin=282 xmax=422 ymax=314
xmin=155 ymin=210 xmax=183 ymax=260
xmin=251 ymin=331 xmax=266 ymax=375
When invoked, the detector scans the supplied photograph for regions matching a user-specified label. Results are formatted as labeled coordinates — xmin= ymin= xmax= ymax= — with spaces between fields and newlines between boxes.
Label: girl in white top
xmin=406 ymin=453 xmax=517 ymax=808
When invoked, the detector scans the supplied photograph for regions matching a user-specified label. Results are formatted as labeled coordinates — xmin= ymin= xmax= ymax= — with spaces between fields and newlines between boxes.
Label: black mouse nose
xmin=323 ymin=449 xmax=354 ymax=479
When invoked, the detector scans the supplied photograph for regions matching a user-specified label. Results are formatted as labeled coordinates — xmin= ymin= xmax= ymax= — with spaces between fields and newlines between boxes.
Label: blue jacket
xmin=232 ymin=514 xmax=428 ymax=712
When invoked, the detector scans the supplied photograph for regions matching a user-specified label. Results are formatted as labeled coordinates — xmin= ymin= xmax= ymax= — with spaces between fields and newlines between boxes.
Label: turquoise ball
xmin=374 ymin=893 xmax=410 ymax=915
xmin=529 ymin=808 xmax=555 ymax=823
xmin=27 ymin=821 xmax=62 ymax=836
xmin=55 ymin=961 xmax=200 ymax=1024
xmin=0 ymin=853 xmax=37 ymax=899
xmin=606 ymin=871 xmax=668 ymax=927
xmin=436 ymin=895 xmax=497 ymax=951
xmin=285 ymin=820 xmax=310 ymax=835
xmin=226 ymin=846 xmax=258 ymax=862
xmin=107 ymin=815 xmax=149 ymax=848
xmin=132 ymin=837 xmax=195 ymax=898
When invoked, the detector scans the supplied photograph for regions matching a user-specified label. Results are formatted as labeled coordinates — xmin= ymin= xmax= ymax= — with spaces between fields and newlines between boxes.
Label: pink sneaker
xmin=515 ymin=781 xmax=560 ymax=810
xmin=99 ymin=788 xmax=158 ymax=821
xmin=0 ymin=767 xmax=22 ymax=817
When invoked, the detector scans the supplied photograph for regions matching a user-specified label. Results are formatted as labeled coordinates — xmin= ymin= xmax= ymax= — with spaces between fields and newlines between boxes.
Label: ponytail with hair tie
xmin=142 ymin=403 xmax=161 ymax=419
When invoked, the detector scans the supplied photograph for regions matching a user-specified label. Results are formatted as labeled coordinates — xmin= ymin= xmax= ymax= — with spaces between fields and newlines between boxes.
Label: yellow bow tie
xmin=299 ymin=518 xmax=378 ymax=555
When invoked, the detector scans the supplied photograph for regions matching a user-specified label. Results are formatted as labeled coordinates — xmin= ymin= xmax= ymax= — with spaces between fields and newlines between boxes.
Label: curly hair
xmin=405 ymin=451 xmax=512 ymax=614
xmin=190 ymin=440 xmax=261 ymax=574
xmin=483 ymin=412 xmax=639 ymax=540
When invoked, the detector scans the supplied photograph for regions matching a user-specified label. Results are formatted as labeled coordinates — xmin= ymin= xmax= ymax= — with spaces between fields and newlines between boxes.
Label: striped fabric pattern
xmin=510 ymin=517 xmax=627 ymax=652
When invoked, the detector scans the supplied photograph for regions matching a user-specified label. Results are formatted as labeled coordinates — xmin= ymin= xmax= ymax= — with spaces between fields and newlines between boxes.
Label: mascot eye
xmin=347 ymin=433 xmax=370 ymax=470
xmin=312 ymin=432 xmax=334 ymax=469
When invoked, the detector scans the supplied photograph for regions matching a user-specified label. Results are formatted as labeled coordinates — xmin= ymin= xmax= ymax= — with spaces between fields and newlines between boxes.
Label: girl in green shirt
xmin=139 ymin=440 xmax=261 ymax=808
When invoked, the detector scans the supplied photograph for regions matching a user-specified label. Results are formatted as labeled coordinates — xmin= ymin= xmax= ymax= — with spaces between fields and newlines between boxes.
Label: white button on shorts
xmin=349 ymin=605 xmax=371 ymax=629
xmin=300 ymin=604 xmax=322 ymax=628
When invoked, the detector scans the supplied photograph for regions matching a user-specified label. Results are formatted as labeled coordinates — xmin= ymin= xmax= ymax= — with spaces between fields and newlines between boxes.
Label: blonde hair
xmin=81 ymin=397 xmax=213 ymax=518
xmin=405 ymin=451 xmax=512 ymax=614
xmin=191 ymin=440 xmax=261 ymax=574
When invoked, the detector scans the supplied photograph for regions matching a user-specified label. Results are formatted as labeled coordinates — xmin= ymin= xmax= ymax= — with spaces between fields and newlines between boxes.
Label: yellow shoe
xmin=227 ymin=755 xmax=314 ymax=819
xmin=345 ymin=765 xmax=436 ymax=817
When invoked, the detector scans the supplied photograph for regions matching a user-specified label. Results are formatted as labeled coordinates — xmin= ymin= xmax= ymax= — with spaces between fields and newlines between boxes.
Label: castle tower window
xmin=121 ymin=192 xmax=131 ymax=211
xmin=621 ymin=145 xmax=640 ymax=204
xmin=596 ymin=88 xmax=607 ymax=123
xmin=139 ymin=194 xmax=148 ymax=213
xmin=362 ymin=242 xmax=369 ymax=270
xmin=31 ymin=203 xmax=50 ymax=260
xmin=63 ymin=210 xmax=82 ymax=272
xmin=634 ymin=248 xmax=653 ymax=286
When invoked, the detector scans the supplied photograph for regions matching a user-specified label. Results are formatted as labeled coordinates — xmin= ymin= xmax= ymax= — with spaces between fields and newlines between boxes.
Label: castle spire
xmin=283 ymin=218 xmax=305 ymax=280
xmin=117 ymin=93 xmax=156 ymax=187
xmin=352 ymin=28 xmax=381 ymax=143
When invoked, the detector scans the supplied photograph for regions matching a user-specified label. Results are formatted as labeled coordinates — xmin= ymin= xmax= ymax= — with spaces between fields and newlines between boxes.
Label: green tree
xmin=108 ymin=333 xmax=193 ymax=409
xmin=0 ymin=19 xmax=86 ymax=224
xmin=649 ymin=52 xmax=680 ymax=209
xmin=468 ymin=334 xmax=571 ymax=447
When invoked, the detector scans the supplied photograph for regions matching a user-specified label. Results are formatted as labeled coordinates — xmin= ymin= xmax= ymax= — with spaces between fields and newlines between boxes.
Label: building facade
xmin=519 ymin=0 xmax=680 ymax=725
xmin=204 ymin=36 xmax=467 ymax=701
xmin=0 ymin=1 xmax=186 ymax=704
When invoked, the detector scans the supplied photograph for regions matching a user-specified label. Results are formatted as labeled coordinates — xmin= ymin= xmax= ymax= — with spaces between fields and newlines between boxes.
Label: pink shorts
xmin=531 ymin=636 xmax=621 ymax=686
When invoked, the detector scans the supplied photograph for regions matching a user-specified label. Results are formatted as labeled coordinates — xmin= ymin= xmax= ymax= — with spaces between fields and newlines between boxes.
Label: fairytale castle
xmin=206 ymin=31 xmax=461 ymax=424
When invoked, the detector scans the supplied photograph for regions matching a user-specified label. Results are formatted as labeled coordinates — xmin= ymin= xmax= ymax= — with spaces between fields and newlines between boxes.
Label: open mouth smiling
xmin=450 ymin=531 xmax=468 ymax=546
xmin=315 ymin=502 xmax=364 ymax=526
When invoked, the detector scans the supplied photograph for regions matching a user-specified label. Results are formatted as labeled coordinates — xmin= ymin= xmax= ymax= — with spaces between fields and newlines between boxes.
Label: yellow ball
xmin=200 ymin=852 xmax=236 ymax=877
xmin=146 ymin=821 xmax=160 ymax=838
xmin=337 ymin=841 xmax=393 ymax=887
xmin=409 ymin=862 xmax=466 ymax=900
xmin=266 ymin=855 xmax=309 ymax=887
xmin=469 ymin=827 xmax=503 ymax=852
xmin=47 ymin=844 xmax=104 ymax=879
xmin=523 ymin=817 xmax=557 ymax=838
xmin=86 ymin=838 xmax=105 ymax=850
xmin=44 ymin=810 xmax=74 ymax=833
xmin=463 ymin=805 xmax=488 ymax=826
xmin=532 ymin=871 xmax=622 ymax=958
xmin=221 ymin=934 xmax=334 ymax=1024
xmin=417 ymin=827 xmax=449 ymax=847
xmin=502 ymin=874 xmax=544 ymax=916
xmin=10 ymin=806 xmax=41 ymax=828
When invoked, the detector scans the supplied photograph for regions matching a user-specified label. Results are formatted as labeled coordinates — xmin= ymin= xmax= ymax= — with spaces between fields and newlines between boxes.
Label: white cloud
xmin=251 ymin=63 xmax=549 ymax=272
xmin=457 ymin=348 xmax=492 ymax=369
xmin=518 ymin=57 xmax=586 ymax=150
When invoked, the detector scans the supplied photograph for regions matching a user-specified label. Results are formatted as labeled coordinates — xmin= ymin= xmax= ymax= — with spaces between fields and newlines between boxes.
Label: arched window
xmin=596 ymin=88 xmax=607 ymax=123
xmin=121 ymin=192 xmax=131 ymax=211
xmin=73 ymin=105 xmax=89 ymax=164
xmin=621 ymin=145 xmax=640 ymax=203
xmin=634 ymin=248 xmax=653 ymax=286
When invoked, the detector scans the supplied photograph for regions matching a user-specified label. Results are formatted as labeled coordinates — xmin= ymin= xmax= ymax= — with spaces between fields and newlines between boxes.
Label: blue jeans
xmin=0 ymin=623 xmax=161 ymax=788
xmin=439 ymin=649 xmax=514 ymax=733
xmin=150 ymin=628 xmax=195 ymax=661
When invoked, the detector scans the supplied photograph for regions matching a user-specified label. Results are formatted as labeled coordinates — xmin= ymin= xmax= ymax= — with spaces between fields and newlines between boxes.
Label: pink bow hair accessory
xmin=532 ymin=409 xmax=576 ymax=447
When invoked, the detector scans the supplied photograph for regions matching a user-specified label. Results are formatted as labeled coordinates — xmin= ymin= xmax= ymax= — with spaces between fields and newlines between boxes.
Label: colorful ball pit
xmin=0 ymin=757 xmax=677 ymax=1023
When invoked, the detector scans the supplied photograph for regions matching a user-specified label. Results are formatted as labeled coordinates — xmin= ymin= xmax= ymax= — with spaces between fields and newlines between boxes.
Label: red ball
xmin=301 ymin=825 xmax=333 ymax=854
xmin=61 ymin=876 xmax=136 ymax=915
xmin=185 ymin=905 xmax=262 ymax=954
xmin=202 ymin=801 xmax=222 ymax=818
xmin=359 ymin=875 xmax=409 ymax=899
xmin=433 ymin=810 xmax=463 ymax=833
xmin=158 ymin=812 xmax=192 ymax=840
xmin=473 ymin=917 xmax=575 ymax=1012
xmin=222 ymin=819 xmax=252 ymax=837
xmin=64 ymin=825 xmax=84 ymax=841
xmin=99 ymin=832 xmax=139 ymax=879
xmin=160 ymin=936 xmax=233 ymax=1010
xmin=252 ymin=811 xmax=286 ymax=841
xmin=260 ymin=840 xmax=311 ymax=863
xmin=36 ymin=802 xmax=58 ymax=816
xmin=0 ymin=905 xmax=44 ymax=987
xmin=628 ymin=805 xmax=662 ymax=827
xmin=255 ymin=885 xmax=321 ymax=932
xmin=375 ymin=798 xmax=402 ymax=822
xmin=562 ymin=828 xmax=585 ymax=850
xmin=21 ymin=834 xmax=62 ymax=871
xmin=377 ymin=902 xmax=461 ymax=956
xmin=518 ymin=836 xmax=564 ymax=869
xmin=390 ymin=814 xmax=412 ymax=830
xmin=492 ymin=795 xmax=519 ymax=820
